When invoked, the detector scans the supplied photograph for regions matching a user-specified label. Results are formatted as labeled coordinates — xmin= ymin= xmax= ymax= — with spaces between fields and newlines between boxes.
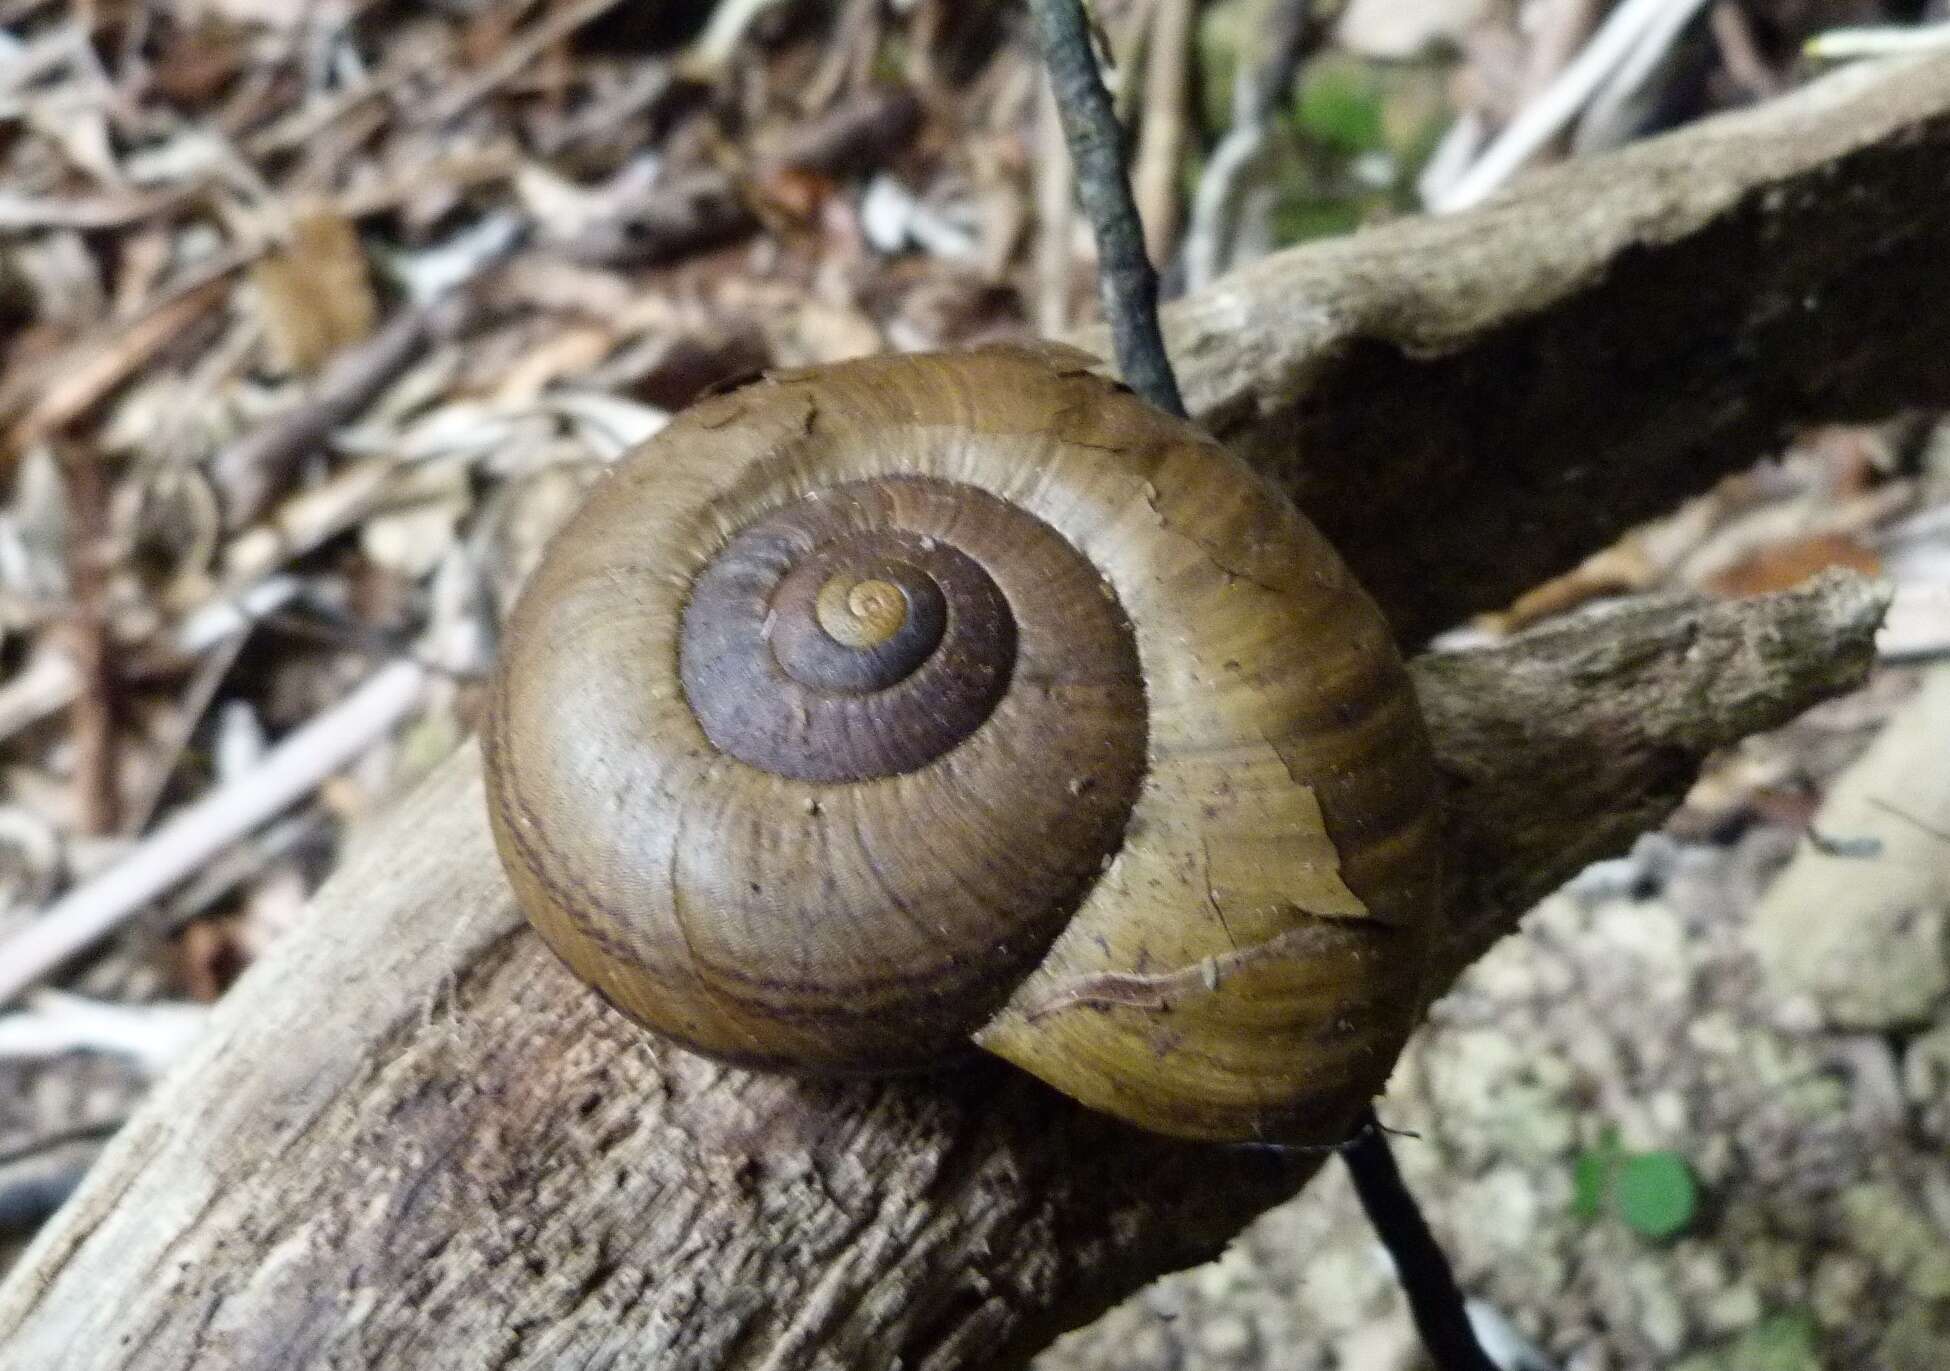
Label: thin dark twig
xmin=1030 ymin=15 xmax=1496 ymax=1367
xmin=1026 ymin=0 xmax=1187 ymax=418
xmin=1341 ymin=1109 xmax=1500 ymax=1371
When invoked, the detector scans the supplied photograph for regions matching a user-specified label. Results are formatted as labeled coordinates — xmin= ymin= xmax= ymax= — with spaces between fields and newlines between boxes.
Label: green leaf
xmin=1570 ymin=1127 xmax=1622 ymax=1221
xmin=1615 ymin=1150 xmax=1699 ymax=1240
xmin=1571 ymin=1150 xmax=1609 ymax=1220
xmin=1294 ymin=63 xmax=1385 ymax=154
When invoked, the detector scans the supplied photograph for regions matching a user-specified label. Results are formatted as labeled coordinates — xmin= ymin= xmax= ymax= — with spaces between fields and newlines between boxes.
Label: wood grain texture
xmin=1143 ymin=51 xmax=1950 ymax=645
xmin=486 ymin=349 xmax=1440 ymax=1141
xmin=0 ymin=576 xmax=1884 ymax=1371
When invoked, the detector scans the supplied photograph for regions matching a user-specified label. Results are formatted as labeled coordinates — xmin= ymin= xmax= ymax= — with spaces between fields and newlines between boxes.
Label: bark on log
xmin=1146 ymin=51 xmax=1950 ymax=644
xmin=0 ymin=576 xmax=1884 ymax=1371
xmin=2 ymin=49 xmax=1945 ymax=1371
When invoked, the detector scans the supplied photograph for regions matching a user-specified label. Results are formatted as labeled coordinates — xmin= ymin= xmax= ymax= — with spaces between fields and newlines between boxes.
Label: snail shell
xmin=484 ymin=345 xmax=1441 ymax=1143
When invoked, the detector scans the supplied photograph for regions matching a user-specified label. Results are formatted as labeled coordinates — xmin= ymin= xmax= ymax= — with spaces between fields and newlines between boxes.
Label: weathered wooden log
xmin=2 ymin=48 xmax=1944 ymax=1371
xmin=1148 ymin=52 xmax=1950 ymax=644
xmin=0 ymin=576 xmax=1885 ymax=1370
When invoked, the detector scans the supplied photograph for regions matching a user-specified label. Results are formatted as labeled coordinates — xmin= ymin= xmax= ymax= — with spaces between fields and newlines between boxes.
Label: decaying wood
xmin=1421 ymin=570 xmax=1887 ymax=995
xmin=0 ymin=53 xmax=1942 ymax=1371
xmin=0 ymin=575 xmax=1884 ymax=1370
xmin=1151 ymin=50 xmax=1950 ymax=645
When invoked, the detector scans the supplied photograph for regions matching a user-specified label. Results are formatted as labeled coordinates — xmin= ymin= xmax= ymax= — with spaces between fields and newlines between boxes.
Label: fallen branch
xmin=0 ymin=53 xmax=1943 ymax=1369
xmin=1150 ymin=50 xmax=1950 ymax=644
xmin=1421 ymin=570 xmax=1888 ymax=994
xmin=0 ymin=576 xmax=1883 ymax=1368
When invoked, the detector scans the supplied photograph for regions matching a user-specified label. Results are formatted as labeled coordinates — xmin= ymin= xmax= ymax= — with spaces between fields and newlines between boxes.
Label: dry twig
xmin=421 ymin=0 xmax=631 ymax=125
xmin=1028 ymin=0 xmax=1184 ymax=415
xmin=2 ymin=275 xmax=234 ymax=455
xmin=60 ymin=443 xmax=117 ymax=836
xmin=1431 ymin=0 xmax=1715 ymax=211
xmin=0 ymin=661 xmax=427 ymax=1006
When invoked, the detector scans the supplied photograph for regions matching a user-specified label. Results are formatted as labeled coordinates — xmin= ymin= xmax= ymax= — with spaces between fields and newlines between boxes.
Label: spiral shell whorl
xmin=485 ymin=346 xmax=1443 ymax=1142
xmin=678 ymin=481 xmax=1103 ymax=784
xmin=487 ymin=363 xmax=1152 ymax=1073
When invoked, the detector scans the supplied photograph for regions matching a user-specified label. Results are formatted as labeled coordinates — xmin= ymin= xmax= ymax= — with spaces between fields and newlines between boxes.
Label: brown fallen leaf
xmin=251 ymin=210 xmax=378 ymax=375
xmin=756 ymin=165 xmax=838 ymax=224
xmin=152 ymin=20 xmax=251 ymax=105
xmin=1703 ymin=531 xmax=1883 ymax=597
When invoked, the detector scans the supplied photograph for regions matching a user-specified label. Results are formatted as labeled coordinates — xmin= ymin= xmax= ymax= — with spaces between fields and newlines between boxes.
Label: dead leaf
xmin=251 ymin=210 xmax=378 ymax=375
xmin=152 ymin=21 xmax=251 ymax=105
xmin=1703 ymin=532 xmax=1883 ymax=597
xmin=756 ymin=166 xmax=837 ymax=224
